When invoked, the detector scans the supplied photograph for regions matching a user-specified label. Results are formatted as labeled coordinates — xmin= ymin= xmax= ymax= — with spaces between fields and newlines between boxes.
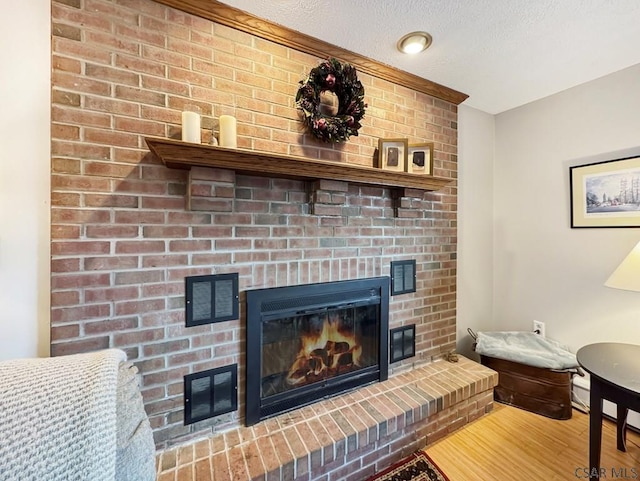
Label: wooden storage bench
xmin=480 ymin=354 xmax=574 ymax=420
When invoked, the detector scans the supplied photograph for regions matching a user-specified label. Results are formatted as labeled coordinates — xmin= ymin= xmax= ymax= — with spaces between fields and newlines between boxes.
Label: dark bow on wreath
xmin=295 ymin=58 xmax=367 ymax=143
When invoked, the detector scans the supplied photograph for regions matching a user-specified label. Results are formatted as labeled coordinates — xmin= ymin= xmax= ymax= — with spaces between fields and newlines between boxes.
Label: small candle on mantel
xmin=181 ymin=105 xmax=201 ymax=144
xmin=219 ymin=114 xmax=237 ymax=148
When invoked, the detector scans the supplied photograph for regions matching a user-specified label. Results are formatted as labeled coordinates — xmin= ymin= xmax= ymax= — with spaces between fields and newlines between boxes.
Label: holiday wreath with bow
xmin=295 ymin=58 xmax=367 ymax=143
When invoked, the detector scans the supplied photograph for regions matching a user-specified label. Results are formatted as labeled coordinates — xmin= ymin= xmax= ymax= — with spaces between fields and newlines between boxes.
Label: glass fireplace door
xmin=245 ymin=277 xmax=389 ymax=426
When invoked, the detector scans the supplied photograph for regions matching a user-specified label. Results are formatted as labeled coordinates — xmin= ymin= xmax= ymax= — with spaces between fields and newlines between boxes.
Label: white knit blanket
xmin=0 ymin=349 xmax=126 ymax=481
xmin=475 ymin=331 xmax=579 ymax=370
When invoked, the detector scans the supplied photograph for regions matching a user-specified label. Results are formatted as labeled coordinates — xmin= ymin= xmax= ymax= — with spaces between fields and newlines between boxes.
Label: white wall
xmin=456 ymin=105 xmax=495 ymax=358
xmin=0 ymin=0 xmax=51 ymax=359
xmin=492 ymin=64 xmax=640 ymax=353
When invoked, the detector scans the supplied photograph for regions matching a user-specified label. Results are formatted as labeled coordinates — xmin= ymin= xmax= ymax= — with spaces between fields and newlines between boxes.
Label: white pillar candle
xmin=219 ymin=115 xmax=237 ymax=148
xmin=181 ymin=105 xmax=201 ymax=143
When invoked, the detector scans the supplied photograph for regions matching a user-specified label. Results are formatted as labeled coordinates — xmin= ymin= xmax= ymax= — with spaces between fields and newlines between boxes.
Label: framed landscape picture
xmin=407 ymin=143 xmax=434 ymax=175
xmin=570 ymin=155 xmax=640 ymax=228
xmin=377 ymin=138 xmax=408 ymax=172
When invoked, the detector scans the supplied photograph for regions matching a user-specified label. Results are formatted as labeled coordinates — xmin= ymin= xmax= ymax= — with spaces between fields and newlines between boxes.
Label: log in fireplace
xmin=245 ymin=277 xmax=390 ymax=425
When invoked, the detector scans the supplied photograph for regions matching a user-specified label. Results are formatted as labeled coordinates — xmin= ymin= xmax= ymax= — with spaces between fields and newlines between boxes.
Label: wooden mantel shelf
xmin=145 ymin=137 xmax=451 ymax=193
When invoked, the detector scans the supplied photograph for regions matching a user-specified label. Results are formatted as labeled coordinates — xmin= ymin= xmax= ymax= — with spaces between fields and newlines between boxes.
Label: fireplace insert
xmin=245 ymin=277 xmax=390 ymax=426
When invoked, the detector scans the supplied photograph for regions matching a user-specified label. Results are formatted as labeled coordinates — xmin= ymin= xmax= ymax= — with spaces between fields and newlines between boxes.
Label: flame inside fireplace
xmin=286 ymin=312 xmax=361 ymax=386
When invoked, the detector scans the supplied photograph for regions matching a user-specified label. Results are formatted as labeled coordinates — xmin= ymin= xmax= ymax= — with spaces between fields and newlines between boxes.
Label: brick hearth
xmin=155 ymin=357 xmax=497 ymax=481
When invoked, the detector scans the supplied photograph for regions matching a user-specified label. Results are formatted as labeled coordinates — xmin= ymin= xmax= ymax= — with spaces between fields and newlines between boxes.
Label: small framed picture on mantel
xmin=377 ymin=138 xmax=408 ymax=172
xmin=407 ymin=142 xmax=434 ymax=175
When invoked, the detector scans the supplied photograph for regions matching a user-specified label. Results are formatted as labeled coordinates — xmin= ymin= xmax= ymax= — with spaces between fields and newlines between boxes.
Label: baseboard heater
xmin=572 ymin=375 xmax=640 ymax=432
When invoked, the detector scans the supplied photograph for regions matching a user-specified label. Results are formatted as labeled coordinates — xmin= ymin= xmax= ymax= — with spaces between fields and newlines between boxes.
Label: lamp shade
xmin=605 ymin=241 xmax=640 ymax=292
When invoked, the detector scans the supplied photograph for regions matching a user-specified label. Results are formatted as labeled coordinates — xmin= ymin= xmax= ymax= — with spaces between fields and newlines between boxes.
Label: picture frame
xmin=570 ymin=155 xmax=640 ymax=228
xmin=377 ymin=138 xmax=408 ymax=172
xmin=407 ymin=143 xmax=434 ymax=175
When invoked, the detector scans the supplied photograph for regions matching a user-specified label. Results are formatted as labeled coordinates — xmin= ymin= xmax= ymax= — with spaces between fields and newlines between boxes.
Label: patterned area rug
xmin=367 ymin=451 xmax=449 ymax=481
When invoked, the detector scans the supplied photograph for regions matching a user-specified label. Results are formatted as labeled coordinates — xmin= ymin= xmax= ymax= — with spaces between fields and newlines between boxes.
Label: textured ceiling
xmin=218 ymin=0 xmax=640 ymax=114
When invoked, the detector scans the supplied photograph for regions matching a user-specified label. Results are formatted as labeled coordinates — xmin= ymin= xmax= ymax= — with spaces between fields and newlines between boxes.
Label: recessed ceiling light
xmin=397 ymin=31 xmax=432 ymax=54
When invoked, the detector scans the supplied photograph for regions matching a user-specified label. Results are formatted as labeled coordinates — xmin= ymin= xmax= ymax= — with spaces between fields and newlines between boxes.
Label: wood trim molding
xmin=153 ymin=0 xmax=468 ymax=105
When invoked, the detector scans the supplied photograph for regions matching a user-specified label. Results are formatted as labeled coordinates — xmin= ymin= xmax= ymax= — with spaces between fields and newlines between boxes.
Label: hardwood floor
xmin=424 ymin=403 xmax=640 ymax=481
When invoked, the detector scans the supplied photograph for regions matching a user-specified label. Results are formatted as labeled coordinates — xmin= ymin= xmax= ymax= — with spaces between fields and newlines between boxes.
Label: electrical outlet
xmin=533 ymin=320 xmax=545 ymax=337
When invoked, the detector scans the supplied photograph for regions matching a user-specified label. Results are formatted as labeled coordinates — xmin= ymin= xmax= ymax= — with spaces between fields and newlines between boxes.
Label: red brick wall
xmin=50 ymin=0 xmax=458 ymax=446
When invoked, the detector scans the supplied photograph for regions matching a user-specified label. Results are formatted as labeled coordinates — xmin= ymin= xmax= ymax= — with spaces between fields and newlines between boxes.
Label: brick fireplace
xmin=50 ymin=0 xmax=461 ymax=448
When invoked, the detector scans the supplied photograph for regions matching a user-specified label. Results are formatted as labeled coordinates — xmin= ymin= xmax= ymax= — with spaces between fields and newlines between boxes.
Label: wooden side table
xmin=576 ymin=343 xmax=640 ymax=479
